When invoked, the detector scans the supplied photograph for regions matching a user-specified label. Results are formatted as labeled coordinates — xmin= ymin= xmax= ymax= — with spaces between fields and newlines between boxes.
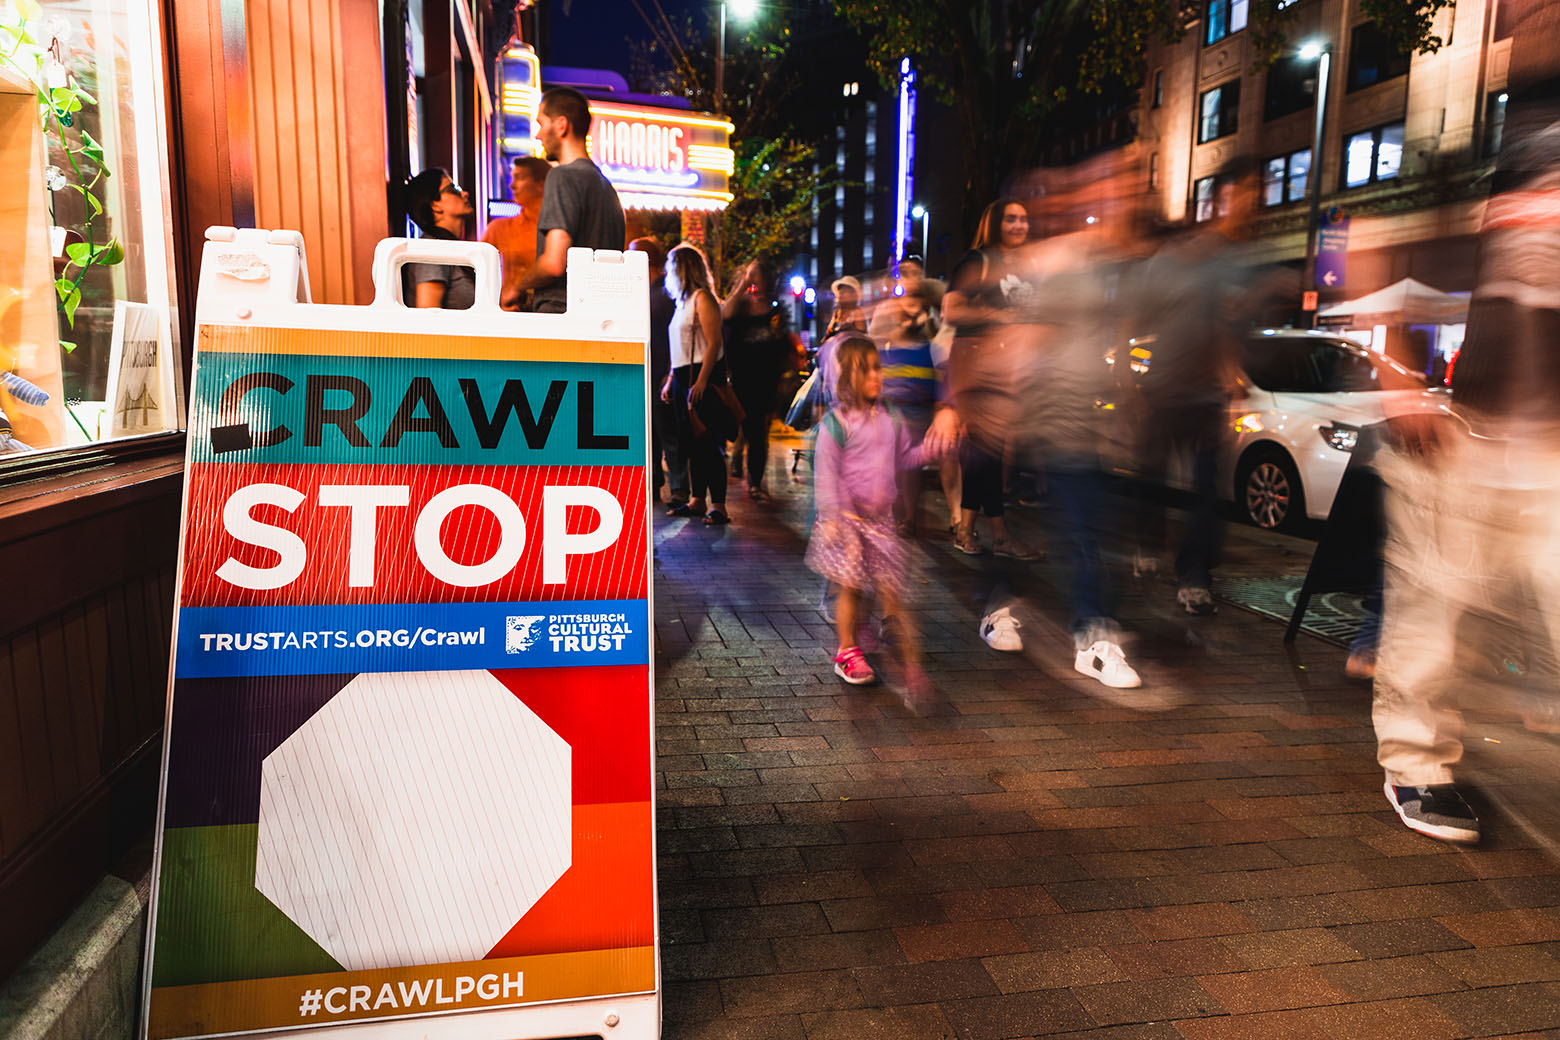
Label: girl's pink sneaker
xmin=832 ymin=645 xmax=877 ymax=685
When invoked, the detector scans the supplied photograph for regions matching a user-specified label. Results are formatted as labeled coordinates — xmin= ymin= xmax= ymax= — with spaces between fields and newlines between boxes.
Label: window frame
xmin=1346 ymin=21 xmax=1412 ymax=93
xmin=1261 ymin=148 xmax=1312 ymax=207
xmin=0 ymin=0 xmax=186 ymax=483
xmin=1341 ymin=121 xmax=1405 ymax=189
xmin=1193 ymin=174 xmax=1220 ymax=223
xmin=1204 ymin=0 xmax=1249 ymax=46
xmin=1264 ymin=54 xmax=1318 ymax=122
xmin=1151 ymin=68 xmax=1164 ymax=109
xmin=1198 ymin=79 xmax=1241 ymax=144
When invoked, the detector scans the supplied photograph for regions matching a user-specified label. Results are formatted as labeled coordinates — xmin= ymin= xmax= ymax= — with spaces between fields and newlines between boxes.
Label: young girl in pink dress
xmin=805 ymin=336 xmax=928 ymax=697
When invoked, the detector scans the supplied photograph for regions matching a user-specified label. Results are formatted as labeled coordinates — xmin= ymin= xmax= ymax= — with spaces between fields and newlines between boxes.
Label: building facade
xmin=1136 ymin=0 xmax=1528 ymax=303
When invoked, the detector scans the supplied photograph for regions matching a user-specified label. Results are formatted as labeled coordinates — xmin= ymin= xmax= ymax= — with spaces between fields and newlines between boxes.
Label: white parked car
xmin=1108 ymin=329 xmax=1448 ymax=530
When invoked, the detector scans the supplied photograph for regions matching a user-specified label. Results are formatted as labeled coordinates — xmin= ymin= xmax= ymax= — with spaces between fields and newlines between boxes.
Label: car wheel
xmin=1237 ymin=448 xmax=1304 ymax=530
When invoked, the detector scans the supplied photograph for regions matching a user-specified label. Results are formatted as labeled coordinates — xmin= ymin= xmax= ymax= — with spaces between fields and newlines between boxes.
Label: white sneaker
xmin=1075 ymin=640 xmax=1142 ymax=688
xmin=980 ymin=607 xmax=1024 ymax=652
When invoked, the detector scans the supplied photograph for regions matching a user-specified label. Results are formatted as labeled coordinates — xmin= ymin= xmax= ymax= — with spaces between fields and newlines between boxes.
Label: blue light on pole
xmin=895 ymin=57 xmax=917 ymax=275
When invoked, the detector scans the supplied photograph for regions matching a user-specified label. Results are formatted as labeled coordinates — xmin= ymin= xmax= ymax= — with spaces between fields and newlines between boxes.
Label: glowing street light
xmin=716 ymin=0 xmax=758 ymax=115
xmin=910 ymin=204 xmax=929 ymax=265
xmin=1299 ymin=38 xmax=1333 ymax=328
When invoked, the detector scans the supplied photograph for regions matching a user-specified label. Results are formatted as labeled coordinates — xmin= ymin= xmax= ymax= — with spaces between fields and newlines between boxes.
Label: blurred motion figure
xmin=1372 ymin=44 xmax=1560 ymax=845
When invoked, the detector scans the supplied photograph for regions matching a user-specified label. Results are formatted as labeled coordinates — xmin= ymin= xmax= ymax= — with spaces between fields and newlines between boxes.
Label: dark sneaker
xmin=1385 ymin=782 xmax=1480 ymax=844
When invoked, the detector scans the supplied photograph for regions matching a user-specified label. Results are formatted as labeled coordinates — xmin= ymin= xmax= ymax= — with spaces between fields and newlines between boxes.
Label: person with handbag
xmin=661 ymin=243 xmax=735 ymax=525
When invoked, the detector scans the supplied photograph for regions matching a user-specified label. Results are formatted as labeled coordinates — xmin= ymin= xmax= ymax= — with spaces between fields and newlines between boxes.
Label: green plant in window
xmin=0 ymin=0 xmax=122 ymax=340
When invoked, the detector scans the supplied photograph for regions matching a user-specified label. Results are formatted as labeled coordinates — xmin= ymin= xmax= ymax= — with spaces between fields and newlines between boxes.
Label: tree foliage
xmin=625 ymin=5 xmax=833 ymax=279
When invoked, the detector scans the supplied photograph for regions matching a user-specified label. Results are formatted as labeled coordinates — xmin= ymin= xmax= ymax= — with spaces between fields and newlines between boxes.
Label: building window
xmin=1265 ymin=55 xmax=1318 ymax=121
xmin=1342 ymin=122 xmax=1404 ymax=188
xmin=1347 ymin=22 xmax=1411 ymax=93
xmin=1198 ymin=79 xmax=1240 ymax=143
xmin=1193 ymin=175 xmax=1218 ymax=222
xmin=1262 ymin=148 xmax=1311 ymax=205
xmin=1485 ymin=91 xmax=1508 ymax=157
xmin=1149 ymin=152 xmax=1160 ymax=190
xmin=1205 ymin=0 xmax=1248 ymax=45
xmin=1151 ymin=69 xmax=1164 ymax=109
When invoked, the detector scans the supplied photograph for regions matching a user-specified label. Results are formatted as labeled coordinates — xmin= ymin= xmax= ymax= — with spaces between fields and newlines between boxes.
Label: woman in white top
xmin=661 ymin=243 xmax=731 ymax=525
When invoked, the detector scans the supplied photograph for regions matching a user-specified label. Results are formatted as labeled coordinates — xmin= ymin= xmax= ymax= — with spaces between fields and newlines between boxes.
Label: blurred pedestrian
xmin=403 ymin=168 xmax=475 ymax=309
xmin=1016 ymin=225 xmax=1144 ymax=688
xmin=662 ymin=243 xmax=733 ymax=526
xmin=1371 ymin=60 xmax=1560 ymax=845
xmin=933 ymin=197 xmax=1042 ymax=562
xmin=483 ymin=156 xmax=550 ymax=312
xmin=724 ymin=259 xmax=788 ymax=501
xmin=870 ymin=255 xmax=958 ymax=535
xmin=806 ymin=335 xmax=928 ymax=698
xmin=822 ymin=276 xmax=867 ymax=339
xmin=508 ymin=86 xmax=625 ymax=313
xmin=1128 ymin=160 xmax=1267 ymax=614
xmin=629 ymin=237 xmax=688 ymax=510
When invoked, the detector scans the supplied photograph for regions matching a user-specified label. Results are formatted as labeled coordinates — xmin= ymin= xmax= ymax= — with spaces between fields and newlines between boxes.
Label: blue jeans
xmin=1047 ymin=464 xmax=1115 ymax=644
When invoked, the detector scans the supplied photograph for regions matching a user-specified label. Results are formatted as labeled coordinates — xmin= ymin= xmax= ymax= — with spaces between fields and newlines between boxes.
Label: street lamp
xmin=910 ymin=204 xmax=930 ymax=265
xmin=1299 ymin=38 xmax=1332 ymax=328
xmin=715 ymin=0 xmax=758 ymax=115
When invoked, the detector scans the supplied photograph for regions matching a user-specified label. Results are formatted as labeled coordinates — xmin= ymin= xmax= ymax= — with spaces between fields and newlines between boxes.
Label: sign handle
xmin=371 ymin=237 xmax=505 ymax=313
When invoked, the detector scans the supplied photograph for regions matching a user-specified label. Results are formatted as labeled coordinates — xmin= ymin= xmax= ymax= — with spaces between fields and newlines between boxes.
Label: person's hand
xmin=922 ymin=406 xmax=963 ymax=459
xmin=689 ymin=379 xmax=708 ymax=404
xmin=660 ymin=377 xmax=672 ymax=404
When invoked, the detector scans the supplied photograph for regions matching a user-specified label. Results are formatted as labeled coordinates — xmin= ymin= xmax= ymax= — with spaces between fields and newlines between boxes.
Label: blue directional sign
xmin=1316 ymin=207 xmax=1349 ymax=290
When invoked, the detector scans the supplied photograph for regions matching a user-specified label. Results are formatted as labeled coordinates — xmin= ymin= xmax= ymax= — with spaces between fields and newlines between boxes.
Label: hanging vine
xmin=0 ymin=0 xmax=122 ymax=350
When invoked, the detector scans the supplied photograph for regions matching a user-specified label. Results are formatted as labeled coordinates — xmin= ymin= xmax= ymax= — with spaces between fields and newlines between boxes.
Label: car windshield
xmin=1241 ymin=337 xmax=1424 ymax=393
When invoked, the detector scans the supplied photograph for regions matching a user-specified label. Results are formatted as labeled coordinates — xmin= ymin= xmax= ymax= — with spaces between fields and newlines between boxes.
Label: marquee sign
xmin=586 ymin=102 xmax=733 ymax=213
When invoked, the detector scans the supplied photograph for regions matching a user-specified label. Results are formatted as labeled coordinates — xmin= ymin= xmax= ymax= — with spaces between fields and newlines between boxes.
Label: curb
xmin=0 ymin=873 xmax=147 ymax=1040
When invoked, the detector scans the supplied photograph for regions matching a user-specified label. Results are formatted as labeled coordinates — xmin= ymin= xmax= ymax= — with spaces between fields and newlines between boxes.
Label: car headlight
xmin=1319 ymin=423 xmax=1359 ymax=452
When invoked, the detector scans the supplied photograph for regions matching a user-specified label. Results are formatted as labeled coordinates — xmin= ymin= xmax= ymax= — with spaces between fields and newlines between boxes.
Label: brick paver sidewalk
xmin=650 ymin=438 xmax=1560 ymax=1040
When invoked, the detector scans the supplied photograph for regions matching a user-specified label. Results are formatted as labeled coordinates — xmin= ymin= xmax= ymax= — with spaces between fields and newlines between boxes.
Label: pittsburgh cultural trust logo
xmin=503 ymin=612 xmax=634 ymax=655
xmin=505 ymin=616 xmax=546 ymax=654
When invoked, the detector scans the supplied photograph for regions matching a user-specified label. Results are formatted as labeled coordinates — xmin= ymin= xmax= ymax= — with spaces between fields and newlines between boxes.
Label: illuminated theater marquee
xmin=586 ymin=102 xmax=734 ymax=212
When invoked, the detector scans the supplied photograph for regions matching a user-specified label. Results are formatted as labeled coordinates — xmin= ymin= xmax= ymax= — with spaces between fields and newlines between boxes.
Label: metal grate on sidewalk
xmin=1211 ymin=574 xmax=1366 ymax=648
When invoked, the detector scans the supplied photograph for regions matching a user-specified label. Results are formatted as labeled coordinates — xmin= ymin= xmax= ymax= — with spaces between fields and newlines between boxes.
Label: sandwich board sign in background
xmin=142 ymin=228 xmax=659 ymax=1040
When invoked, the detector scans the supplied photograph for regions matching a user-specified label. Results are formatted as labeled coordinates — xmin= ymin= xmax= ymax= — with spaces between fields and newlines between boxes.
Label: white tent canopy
xmin=1317 ymin=277 xmax=1469 ymax=323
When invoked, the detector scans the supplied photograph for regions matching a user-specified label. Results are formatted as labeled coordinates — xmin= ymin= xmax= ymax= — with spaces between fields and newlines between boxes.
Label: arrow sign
xmin=1316 ymin=209 xmax=1349 ymax=291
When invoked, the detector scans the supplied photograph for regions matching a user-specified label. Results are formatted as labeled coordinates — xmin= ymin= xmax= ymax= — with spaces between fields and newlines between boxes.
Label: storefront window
xmin=0 ymin=0 xmax=178 ymax=463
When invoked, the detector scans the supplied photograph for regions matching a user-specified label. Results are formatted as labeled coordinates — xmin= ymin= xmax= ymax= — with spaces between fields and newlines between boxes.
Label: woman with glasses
xmin=403 ymin=167 xmax=476 ymax=310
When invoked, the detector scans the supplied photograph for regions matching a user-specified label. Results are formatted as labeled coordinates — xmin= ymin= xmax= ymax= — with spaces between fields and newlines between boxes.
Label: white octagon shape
xmin=254 ymin=669 xmax=572 ymax=971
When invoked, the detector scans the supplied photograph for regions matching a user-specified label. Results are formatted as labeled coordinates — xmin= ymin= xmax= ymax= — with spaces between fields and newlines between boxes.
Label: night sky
xmin=545 ymin=0 xmax=710 ymax=80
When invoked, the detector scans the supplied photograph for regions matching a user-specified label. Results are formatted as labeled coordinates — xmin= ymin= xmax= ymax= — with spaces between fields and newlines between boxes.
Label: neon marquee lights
xmin=584 ymin=102 xmax=735 ymax=211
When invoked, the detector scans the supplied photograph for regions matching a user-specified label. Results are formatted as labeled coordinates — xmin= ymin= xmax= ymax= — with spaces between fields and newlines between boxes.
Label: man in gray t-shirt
xmin=507 ymin=87 xmax=625 ymax=313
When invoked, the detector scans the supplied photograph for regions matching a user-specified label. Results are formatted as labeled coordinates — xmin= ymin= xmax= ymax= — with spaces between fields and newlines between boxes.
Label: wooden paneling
xmin=0 ymin=464 xmax=180 ymax=977
xmin=246 ymin=0 xmax=389 ymax=305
